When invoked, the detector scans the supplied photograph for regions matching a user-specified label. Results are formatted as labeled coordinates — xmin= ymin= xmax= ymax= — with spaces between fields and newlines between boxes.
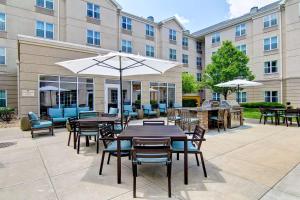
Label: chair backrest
xmin=285 ymin=108 xmax=299 ymax=115
xmin=124 ymin=105 xmax=133 ymax=112
xmin=99 ymin=125 xmax=115 ymax=148
xmin=132 ymin=137 xmax=171 ymax=161
xmin=28 ymin=112 xmax=40 ymax=125
xmin=143 ymin=104 xmax=152 ymax=114
xmin=64 ymin=108 xmax=77 ymax=118
xmin=109 ymin=107 xmax=119 ymax=115
xmin=77 ymin=106 xmax=90 ymax=114
xmin=180 ymin=109 xmax=191 ymax=123
xmin=192 ymin=125 xmax=206 ymax=150
xmin=48 ymin=108 xmax=63 ymax=118
xmin=159 ymin=103 xmax=166 ymax=109
xmin=173 ymin=103 xmax=182 ymax=108
xmin=79 ymin=111 xmax=99 ymax=119
xmin=67 ymin=117 xmax=78 ymax=131
xmin=143 ymin=120 xmax=165 ymax=126
xmin=78 ymin=121 xmax=99 ymax=134
xmin=167 ymin=108 xmax=175 ymax=119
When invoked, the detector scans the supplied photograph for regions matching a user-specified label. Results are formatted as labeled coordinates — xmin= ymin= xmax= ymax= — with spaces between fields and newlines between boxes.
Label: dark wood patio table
xmin=75 ymin=116 xmax=119 ymax=147
xmin=117 ymin=125 xmax=189 ymax=184
xmin=269 ymin=108 xmax=286 ymax=125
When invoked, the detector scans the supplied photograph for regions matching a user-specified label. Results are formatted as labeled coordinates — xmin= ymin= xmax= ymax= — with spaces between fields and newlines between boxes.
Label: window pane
xmin=46 ymin=0 xmax=53 ymax=9
xmin=78 ymin=83 xmax=94 ymax=110
xmin=271 ymin=37 xmax=277 ymax=49
xmin=39 ymin=81 xmax=59 ymax=116
xmin=87 ymin=3 xmax=93 ymax=17
xmin=36 ymin=21 xmax=44 ymax=37
xmin=0 ymin=13 xmax=5 ymax=31
xmin=36 ymin=0 xmax=44 ymax=7
xmin=94 ymin=5 xmax=100 ymax=19
xmin=46 ymin=23 xmax=53 ymax=39
xmin=0 ymin=47 xmax=5 ymax=65
xmin=60 ymin=82 xmax=77 ymax=108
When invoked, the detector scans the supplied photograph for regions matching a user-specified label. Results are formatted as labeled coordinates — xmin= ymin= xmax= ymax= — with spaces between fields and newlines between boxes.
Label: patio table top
xmin=76 ymin=116 xmax=119 ymax=123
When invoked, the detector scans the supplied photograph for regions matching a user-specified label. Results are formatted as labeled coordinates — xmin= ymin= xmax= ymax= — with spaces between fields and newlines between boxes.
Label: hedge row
xmin=240 ymin=102 xmax=285 ymax=108
xmin=0 ymin=107 xmax=15 ymax=122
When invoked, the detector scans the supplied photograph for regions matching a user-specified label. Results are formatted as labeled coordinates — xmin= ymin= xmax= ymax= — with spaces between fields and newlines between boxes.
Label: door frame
xmin=104 ymin=83 xmax=120 ymax=113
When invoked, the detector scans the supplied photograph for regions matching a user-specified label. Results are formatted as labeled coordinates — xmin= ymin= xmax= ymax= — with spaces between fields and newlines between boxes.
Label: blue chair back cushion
xmin=143 ymin=104 xmax=152 ymax=114
xmin=28 ymin=112 xmax=40 ymax=125
xmin=109 ymin=107 xmax=118 ymax=115
xmin=48 ymin=108 xmax=63 ymax=118
xmin=124 ymin=105 xmax=133 ymax=112
xmin=78 ymin=106 xmax=90 ymax=113
xmin=64 ymin=108 xmax=77 ymax=118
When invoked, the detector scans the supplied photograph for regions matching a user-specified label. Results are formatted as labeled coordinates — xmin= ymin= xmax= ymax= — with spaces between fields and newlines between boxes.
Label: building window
xmin=264 ymin=14 xmax=277 ymax=28
xmin=197 ymin=73 xmax=201 ymax=82
xmin=0 ymin=90 xmax=7 ymax=107
xmin=122 ymin=16 xmax=132 ymax=31
xmin=182 ymin=54 xmax=188 ymax=64
xmin=145 ymin=24 xmax=154 ymax=37
xmin=0 ymin=47 xmax=6 ymax=65
xmin=197 ymin=57 xmax=202 ymax=68
xmin=212 ymin=92 xmax=220 ymax=101
xmin=36 ymin=0 xmax=53 ymax=10
xmin=236 ymin=92 xmax=247 ymax=103
xmin=36 ymin=21 xmax=54 ymax=39
xmin=196 ymin=41 xmax=202 ymax=53
xmin=87 ymin=30 xmax=100 ymax=46
xmin=265 ymin=91 xmax=278 ymax=102
xmin=182 ymin=37 xmax=188 ymax=47
xmin=122 ymin=40 xmax=132 ymax=53
xmin=169 ymin=49 xmax=176 ymax=61
xmin=236 ymin=23 xmax=246 ymax=37
xmin=87 ymin=2 xmax=100 ymax=20
xmin=0 ymin=13 xmax=6 ymax=31
xmin=264 ymin=36 xmax=278 ymax=51
xmin=264 ymin=60 xmax=278 ymax=74
xmin=236 ymin=44 xmax=247 ymax=54
xmin=146 ymin=45 xmax=154 ymax=57
xmin=150 ymin=82 xmax=176 ymax=107
xmin=212 ymin=33 xmax=220 ymax=44
xmin=169 ymin=29 xmax=176 ymax=41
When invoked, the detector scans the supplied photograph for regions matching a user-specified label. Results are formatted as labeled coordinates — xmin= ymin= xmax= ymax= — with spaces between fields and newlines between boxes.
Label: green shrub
xmin=183 ymin=99 xmax=198 ymax=107
xmin=240 ymin=102 xmax=285 ymax=108
xmin=0 ymin=107 xmax=15 ymax=123
xmin=150 ymin=100 xmax=158 ymax=109
xmin=20 ymin=117 xmax=31 ymax=131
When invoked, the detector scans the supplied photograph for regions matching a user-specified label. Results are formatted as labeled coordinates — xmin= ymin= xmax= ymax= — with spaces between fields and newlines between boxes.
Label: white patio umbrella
xmin=56 ymin=51 xmax=181 ymax=129
xmin=216 ymin=79 xmax=262 ymax=103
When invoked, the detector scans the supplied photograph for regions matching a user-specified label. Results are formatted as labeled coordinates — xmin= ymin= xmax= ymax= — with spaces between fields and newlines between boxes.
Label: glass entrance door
xmin=105 ymin=84 xmax=120 ymax=113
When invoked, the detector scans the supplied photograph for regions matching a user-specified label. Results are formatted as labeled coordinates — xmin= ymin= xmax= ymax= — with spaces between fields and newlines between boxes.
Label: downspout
xmin=117 ymin=9 xmax=121 ymax=50
xmin=279 ymin=5 xmax=284 ymax=103
xmin=57 ymin=0 xmax=60 ymax=40
xmin=17 ymin=40 xmax=20 ymax=118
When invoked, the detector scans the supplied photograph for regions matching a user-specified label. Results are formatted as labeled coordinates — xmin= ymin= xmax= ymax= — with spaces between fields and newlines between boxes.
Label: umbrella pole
xmin=237 ymin=85 xmax=240 ymax=104
xmin=119 ymin=56 xmax=124 ymax=131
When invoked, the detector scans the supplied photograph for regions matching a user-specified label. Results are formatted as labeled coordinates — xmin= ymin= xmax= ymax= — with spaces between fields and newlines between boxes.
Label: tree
xmin=182 ymin=72 xmax=200 ymax=94
xmin=200 ymin=41 xmax=255 ymax=100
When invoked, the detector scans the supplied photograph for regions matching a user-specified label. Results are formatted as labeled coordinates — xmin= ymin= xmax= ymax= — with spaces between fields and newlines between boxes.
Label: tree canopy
xmin=182 ymin=72 xmax=200 ymax=94
xmin=200 ymin=41 xmax=255 ymax=99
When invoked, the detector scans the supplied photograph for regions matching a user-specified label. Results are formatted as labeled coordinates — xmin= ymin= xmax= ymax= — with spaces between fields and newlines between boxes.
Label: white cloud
xmin=174 ymin=14 xmax=190 ymax=25
xmin=226 ymin=0 xmax=278 ymax=18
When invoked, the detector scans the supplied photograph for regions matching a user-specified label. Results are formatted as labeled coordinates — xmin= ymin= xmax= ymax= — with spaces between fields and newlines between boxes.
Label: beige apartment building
xmin=193 ymin=0 xmax=300 ymax=107
xmin=1 ymin=0 xmax=300 ymax=116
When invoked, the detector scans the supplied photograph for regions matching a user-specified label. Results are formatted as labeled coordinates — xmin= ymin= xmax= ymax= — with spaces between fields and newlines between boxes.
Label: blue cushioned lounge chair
xmin=143 ymin=104 xmax=157 ymax=118
xmin=48 ymin=108 xmax=66 ymax=126
xmin=28 ymin=112 xmax=54 ymax=138
xmin=64 ymin=108 xmax=77 ymax=118
xmin=124 ymin=105 xmax=138 ymax=118
xmin=159 ymin=103 xmax=167 ymax=115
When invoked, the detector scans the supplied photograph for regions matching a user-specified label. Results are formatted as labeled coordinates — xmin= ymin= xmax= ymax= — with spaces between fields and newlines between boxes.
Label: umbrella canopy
xmin=56 ymin=51 xmax=181 ymax=130
xmin=216 ymin=79 xmax=262 ymax=88
xmin=56 ymin=52 xmax=179 ymax=77
xmin=215 ymin=79 xmax=262 ymax=103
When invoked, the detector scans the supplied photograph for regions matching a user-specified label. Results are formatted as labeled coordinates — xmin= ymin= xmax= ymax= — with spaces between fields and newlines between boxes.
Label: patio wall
xmin=17 ymin=35 xmax=183 ymax=117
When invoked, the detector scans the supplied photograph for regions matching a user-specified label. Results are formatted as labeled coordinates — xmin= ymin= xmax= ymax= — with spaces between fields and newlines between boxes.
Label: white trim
xmin=0 ymin=89 xmax=7 ymax=107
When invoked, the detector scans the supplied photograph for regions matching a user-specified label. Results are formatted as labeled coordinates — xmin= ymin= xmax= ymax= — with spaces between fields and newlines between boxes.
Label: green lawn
xmin=243 ymin=108 xmax=261 ymax=119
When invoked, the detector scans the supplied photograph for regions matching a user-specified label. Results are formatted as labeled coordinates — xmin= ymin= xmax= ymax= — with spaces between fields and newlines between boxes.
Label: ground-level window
xmin=39 ymin=76 xmax=94 ymax=116
xmin=150 ymin=82 xmax=175 ymax=107
xmin=0 ymin=90 xmax=7 ymax=107
xmin=212 ymin=92 xmax=220 ymax=101
xmin=236 ymin=92 xmax=247 ymax=103
xmin=264 ymin=91 xmax=278 ymax=102
xmin=197 ymin=73 xmax=201 ymax=82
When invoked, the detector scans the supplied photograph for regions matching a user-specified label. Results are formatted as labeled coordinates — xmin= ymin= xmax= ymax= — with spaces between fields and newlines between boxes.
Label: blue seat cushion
xmin=64 ymin=108 xmax=77 ymax=118
xmin=79 ymin=131 xmax=98 ymax=136
xmin=49 ymin=108 xmax=63 ymax=118
xmin=210 ymin=116 xmax=218 ymax=120
xmin=33 ymin=120 xmax=52 ymax=129
xmin=52 ymin=117 xmax=67 ymax=123
xmin=78 ymin=107 xmax=90 ymax=113
xmin=105 ymin=140 xmax=132 ymax=151
xmin=128 ymin=112 xmax=138 ymax=116
xmin=172 ymin=141 xmax=198 ymax=152
xmin=148 ymin=111 xmax=157 ymax=115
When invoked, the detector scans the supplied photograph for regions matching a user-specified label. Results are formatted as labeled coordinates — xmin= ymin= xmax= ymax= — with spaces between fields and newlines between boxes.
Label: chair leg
xmin=167 ymin=163 xmax=172 ymax=198
xmin=264 ymin=116 xmax=267 ymax=125
xmin=99 ymin=151 xmax=106 ymax=175
xmin=259 ymin=115 xmax=262 ymax=123
xmin=199 ymin=152 xmax=207 ymax=177
xmin=133 ymin=164 xmax=137 ymax=198
xmin=177 ymin=153 xmax=179 ymax=160
xmin=297 ymin=117 xmax=300 ymax=127
xmin=217 ymin=122 xmax=220 ymax=132
xmin=73 ymin=132 xmax=77 ymax=150
xmin=31 ymin=129 xmax=34 ymax=138
xmin=77 ymin=135 xmax=80 ymax=154
xmin=195 ymin=153 xmax=200 ymax=166
xmin=67 ymin=131 xmax=71 ymax=146
xmin=96 ymin=136 xmax=99 ymax=154
xmin=286 ymin=117 xmax=289 ymax=127
xmin=107 ymin=153 xmax=111 ymax=165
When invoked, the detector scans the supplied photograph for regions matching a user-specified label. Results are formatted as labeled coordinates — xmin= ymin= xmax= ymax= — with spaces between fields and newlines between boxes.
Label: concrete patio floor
xmin=0 ymin=120 xmax=299 ymax=200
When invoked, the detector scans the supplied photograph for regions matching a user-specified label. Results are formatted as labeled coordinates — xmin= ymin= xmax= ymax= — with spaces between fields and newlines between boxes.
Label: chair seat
xmin=79 ymin=131 xmax=98 ymax=136
xmin=147 ymin=111 xmax=157 ymax=115
xmin=52 ymin=117 xmax=67 ymax=123
xmin=284 ymin=114 xmax=299 ymax=118
xmin=172 ymin=141 xmax=198 ymax=152
xmin=105 ymin=140 xmax=132 ymax=151
xmin=33 ymin=121 xmax=53 ymax=129
xmin=262 ymin=113 xmax=275 ymax=117
xmin=210 ymin=116 xmax=218 ymax=121
xmin=135 ymin=157 xmax=170 ymax=164
xmin=127 ymin=112 xmax=138 ymax=117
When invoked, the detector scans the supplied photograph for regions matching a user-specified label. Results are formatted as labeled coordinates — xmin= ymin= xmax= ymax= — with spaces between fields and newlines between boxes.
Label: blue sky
xmin=116 ymin=0 xmax=278 ymax=33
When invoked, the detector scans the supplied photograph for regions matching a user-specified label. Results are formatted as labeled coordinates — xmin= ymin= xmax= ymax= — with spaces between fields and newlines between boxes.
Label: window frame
xmin=236 ymin=91 xmax=247 ymax=103
xmin=122 ymin=39 xmax=132 ymax=53
xmin=212 ymin=92 xmax=220 ymax=101
xmin=86 ymin=2 xmax=100 ymax=20
xmin=236 ymin=44 xmax=247 ymax=54
xmin=35 ymin=21 xmax=54 ymax=39
xmin=86 ymin=29 xmax=100 ymax=46
xmin=0 ymin=89 xmax=7 ymax=107
xmin=264 ymin=14 xmax=278 ymax=29
xmin=36 ymin=0 xmax=54 ymax=10
xmin=264 ymin=36 xmax=278 ymax=51
xmin=145 ymin=45 xmax=155 ymax=57
xmin=196 ymin=73 xmax=201 ymax=82
xmin=169 ymin=48 xmax=177 ymax=61
xmin=235 ymin=23 xmax=246 ymax=37
xmin=145 ymin=24 xmax=154 ymax=37
xmin=212 ymin=33 xmax=220 ymax=44
xmin=182 ymin=54 xmax=189 ymax=64
xmin=169 ymin=29 xmax=177 ymax=41
xmin=264 ymin=60 xmax=278 ymax=74
xmin=122 ymin=16 xmax=132 ymax=31
xmin=182 ymin=37 xmax=188 ymax=47
xmin=0 ymin=47 xmax=6 ymax=65
xmin=264 ymin=91 xmax=278 ymax=102
xmin=196 ymin=57 xmax=202 ymax=68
